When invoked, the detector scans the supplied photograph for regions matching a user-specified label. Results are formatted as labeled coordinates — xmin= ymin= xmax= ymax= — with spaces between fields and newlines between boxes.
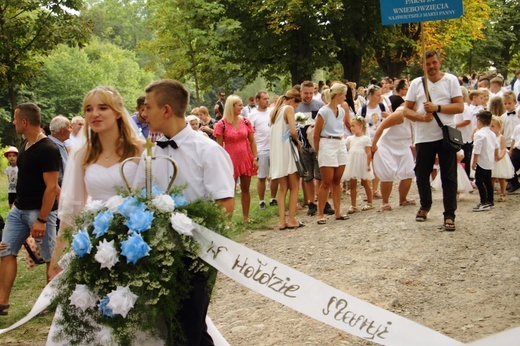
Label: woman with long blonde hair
xmin=214 ymin=95 xmax=258 ymax=222
xmin=49 ymin=86 xmax=143 ymax=279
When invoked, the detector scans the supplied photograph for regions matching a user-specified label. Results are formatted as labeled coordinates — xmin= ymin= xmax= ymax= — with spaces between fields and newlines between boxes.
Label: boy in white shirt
xmin=467 ymin=89 xmax=486 ymax=130
xmin=472 ymin=111 xmax=498 ymax=211
xmin=501 ymin=91 xmax=520 ymax=149
xmin=508 ymin=121 xmax=520 ymax=193
xmin=134 ymin=79 xmax=235 ymax=345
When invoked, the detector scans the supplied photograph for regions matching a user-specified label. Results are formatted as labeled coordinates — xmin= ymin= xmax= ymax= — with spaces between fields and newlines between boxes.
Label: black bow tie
xmin=507 ymin=111 xmax=516 ymax=116
xmin=156 ymin=140 xmax=178 ymax=149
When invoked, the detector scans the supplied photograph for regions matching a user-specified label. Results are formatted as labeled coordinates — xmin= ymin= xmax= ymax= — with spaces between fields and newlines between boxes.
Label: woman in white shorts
xmin=313 ymin=83 xmax=350 ymax=224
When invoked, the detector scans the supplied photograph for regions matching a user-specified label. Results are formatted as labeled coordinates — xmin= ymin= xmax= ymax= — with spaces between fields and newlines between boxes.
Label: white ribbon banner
xmin=192 ymin=224 xmax=520 ymax=346
xmin=1 ymin=224 xmax=519 ymax=346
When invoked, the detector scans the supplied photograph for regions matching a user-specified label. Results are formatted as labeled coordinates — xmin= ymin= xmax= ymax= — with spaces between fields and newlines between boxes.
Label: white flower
xmin=106 ymin=286 xmax=138 ymax=318
xmin=85 ymin=199 xmax=105 ymax=213
xmin=105 ymin=195 xmax=126 ymax=213
xmin=170 ymin=212 xmax=194 ymax=237
xmin=95 ymin=326 xmax=115 ymax=345
xmin=69 ymin=284 xmax=98 ymax=312
xmin=152 ymin=194 xmax=175 ymax=213
xmin=94 ymin=239 xmax=119 ymax=270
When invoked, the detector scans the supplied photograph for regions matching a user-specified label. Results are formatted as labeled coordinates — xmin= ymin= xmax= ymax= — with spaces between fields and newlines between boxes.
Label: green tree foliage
xmin=222 ymin=0 xmax=337 ymax=86
xmin=0 ymin=0 xmax=91 ymax=112
xmin=26 ymin=39 xmax=155 ymax=123
xmin=145 ymin=0 xmax=241 ymax=105
xmin=465 ymin=0 xmax=519 ymax=78
xmin=82 ymin=0 xmax=153 ymax=67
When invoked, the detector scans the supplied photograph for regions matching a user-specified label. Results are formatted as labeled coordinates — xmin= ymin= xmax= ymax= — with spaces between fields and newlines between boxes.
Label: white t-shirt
xmin=511 ymin=123 xmax=520 ymax=150
xmin=501 ymin=106 xmax=520 ymax=147
xmin=455 ymin=103 xmax=474 ymax=144
xmin=133 ymin=125 xmax=235 ymax=202
xmin=513 ymin=79 xmax=520 ymax=99
xmin=248 ymin=108 xmax=271 ymax=151
xmin=5 ymin=165 xmax=18 ymax=193
xmin=317 ymin=105 xmax=345 ymax=138
xmin=473 ymin=126 xmax=497 ymax=170
xmin=365 ymin=103 xmax=389 ymax=138
xmin=406 ymin=73 xmax=462 ymax=144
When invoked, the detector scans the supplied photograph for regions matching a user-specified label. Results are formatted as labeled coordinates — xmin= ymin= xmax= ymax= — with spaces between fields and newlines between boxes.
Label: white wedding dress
xmin=46 ymin=153 xmax=228 ymax=345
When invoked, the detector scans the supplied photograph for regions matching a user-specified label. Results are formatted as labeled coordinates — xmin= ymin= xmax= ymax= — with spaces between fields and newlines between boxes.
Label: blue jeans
xmin=0 ymin=207 xmax=57 ymax=262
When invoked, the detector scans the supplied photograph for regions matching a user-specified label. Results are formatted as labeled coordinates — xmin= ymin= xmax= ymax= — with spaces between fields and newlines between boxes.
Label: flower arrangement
xmin=295 ymin=112 xmax=309 ymax=123
xmin=52 ymin=186 xmax=231 ymax=345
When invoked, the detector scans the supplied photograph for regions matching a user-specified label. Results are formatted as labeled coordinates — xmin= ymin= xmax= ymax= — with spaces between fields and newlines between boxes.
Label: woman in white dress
xmin=372 ymin=107 xmax=428 ymax=211
xmin=47 ymin=86 xmax=144 ymax=344
xmin=269 ymin=88 xmax=303 ymax=230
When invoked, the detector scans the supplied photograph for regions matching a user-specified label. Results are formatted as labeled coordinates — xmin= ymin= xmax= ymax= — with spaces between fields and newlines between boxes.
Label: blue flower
xmin=118 ymin=197 xmax=146 ymax=218
xmin=92 ymin=211 xmax=114 ymax=238
xmin=171 ymin=194 xmax=187 ymax=208
xmin=139 ymin=185 xmax=163 ymax=198
xmin=120 ymin=233 xmax=151 ymax=264
xmin=98 ymin=296 xmax=114 ymax=317
xmin=125 ymin=209 xmax=154 ymax=233
xmin=72 ymin=228 xmax=92 ymax=258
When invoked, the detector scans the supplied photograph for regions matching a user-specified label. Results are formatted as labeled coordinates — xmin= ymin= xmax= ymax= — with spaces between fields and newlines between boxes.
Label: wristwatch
xmin=438 ymin=105 xmax=442 ymax=112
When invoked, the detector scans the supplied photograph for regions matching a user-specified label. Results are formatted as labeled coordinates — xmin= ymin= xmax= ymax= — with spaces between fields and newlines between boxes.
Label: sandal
xmin=443 ymin=218 xmax=456 ymax=231
xmin=399 ymin=199 xmax=416 ymax=206
xmin=347 ymin=206 xmax=359 ymax=214
xmin=335 ymin=215 xmax=350 ymax=220
xmin=278 ymin=223 xmax=288 ymax=231
xmin=287 ymin=221 xmax=305 ymax=229
xmin=361 ymin=203 xmax=374 ymax=211
xmin=415 ymin=209 xmax=428 ymax=222
xmin=497 ymin=194 xmax=506 ymax=202
xmin=0 ymin=304 xmax=10 ymax=316
xmin=373 ymin=191 xmax=382 ymax=199
xmin=380 ymin=204 xmax=392 ymax=212
xmin=317 ymin=218 xmax=327 ymax=225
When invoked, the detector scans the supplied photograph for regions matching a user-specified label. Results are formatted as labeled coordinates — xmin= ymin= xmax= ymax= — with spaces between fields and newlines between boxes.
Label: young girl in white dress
xmin=344 ymin=116 xmax=375 ymax=212
xmin=490 ymin=116 xmax=515 ymax=201
xmin=431 ymin=150 xmax=473 ymax=197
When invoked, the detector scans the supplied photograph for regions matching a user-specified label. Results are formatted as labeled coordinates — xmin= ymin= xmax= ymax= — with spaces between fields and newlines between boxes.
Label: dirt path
xmin=208 ymin=186 xmax=520 ymax=345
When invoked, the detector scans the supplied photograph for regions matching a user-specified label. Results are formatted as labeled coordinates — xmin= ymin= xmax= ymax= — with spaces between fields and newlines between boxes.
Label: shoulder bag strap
xmin=421 ymin=77 xmax=444 ymax=129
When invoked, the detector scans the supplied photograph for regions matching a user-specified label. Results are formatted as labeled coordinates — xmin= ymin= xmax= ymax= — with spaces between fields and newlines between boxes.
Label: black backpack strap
xmin=361 ymin=105 xmax=367 ymax=117
xmin=379 ymin=103 xmax=385 ymax=112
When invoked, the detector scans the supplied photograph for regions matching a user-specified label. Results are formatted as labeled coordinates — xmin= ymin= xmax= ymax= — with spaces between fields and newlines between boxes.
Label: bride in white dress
xmin=47 ymin=86 xmax=145 ymax=345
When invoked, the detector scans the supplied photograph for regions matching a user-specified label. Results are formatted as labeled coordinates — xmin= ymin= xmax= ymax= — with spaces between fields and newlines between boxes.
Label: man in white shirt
xmin=134 ymin=79 xmax=234 ymax=346
xmin=404 ymin=50 xmax=464 ymax=231
xmin=249 ymin=90 xmax=278 ymax=209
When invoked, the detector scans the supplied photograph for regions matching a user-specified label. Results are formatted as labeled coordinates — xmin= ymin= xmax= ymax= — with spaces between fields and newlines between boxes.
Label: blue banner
xmin=380 ymin=0 xmax=464 ymax=25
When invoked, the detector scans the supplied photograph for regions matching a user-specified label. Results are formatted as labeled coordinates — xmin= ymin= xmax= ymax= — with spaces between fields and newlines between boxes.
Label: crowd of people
xmin=1 ymin=50 xmax=520 ymax=344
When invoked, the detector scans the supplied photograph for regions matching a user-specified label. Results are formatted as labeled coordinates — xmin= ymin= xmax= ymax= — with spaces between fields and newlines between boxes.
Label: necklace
xmin=25 ymin=133 xmax=44 ymax=150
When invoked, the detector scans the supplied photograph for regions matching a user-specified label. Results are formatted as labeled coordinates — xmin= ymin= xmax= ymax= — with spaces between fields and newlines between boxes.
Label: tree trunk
xmin=338 ymin=53 xmax=363 ymax=85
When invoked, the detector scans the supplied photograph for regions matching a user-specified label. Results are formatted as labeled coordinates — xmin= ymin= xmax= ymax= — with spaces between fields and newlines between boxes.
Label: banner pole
xmin=421 ymin=22 xmax=429 ymax=98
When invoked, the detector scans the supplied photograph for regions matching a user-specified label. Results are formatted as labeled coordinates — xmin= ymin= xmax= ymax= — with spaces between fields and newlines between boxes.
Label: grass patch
xmin=0 ymin=175 xmax=281 ymax=343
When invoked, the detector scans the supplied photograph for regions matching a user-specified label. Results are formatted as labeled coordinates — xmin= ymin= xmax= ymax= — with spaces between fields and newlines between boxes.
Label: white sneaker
xmin=472 ymin=203 xmax=490 ymax=212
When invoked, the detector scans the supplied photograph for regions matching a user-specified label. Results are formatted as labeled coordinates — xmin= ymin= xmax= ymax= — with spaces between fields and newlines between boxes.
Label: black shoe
xmin=259 ymin=201 xmax=266 ymax=210
xmin=269 ymin=199 xmax=278 ymax=206
xmin=324 ymin=202 xmax=335 ymax=215
xmin=307 ymin=202 xmax=317 ymax=216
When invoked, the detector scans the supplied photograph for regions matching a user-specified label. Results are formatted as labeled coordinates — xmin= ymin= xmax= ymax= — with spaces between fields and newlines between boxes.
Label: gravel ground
xmin=208 ymin=184 xmax=520 ymax=345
